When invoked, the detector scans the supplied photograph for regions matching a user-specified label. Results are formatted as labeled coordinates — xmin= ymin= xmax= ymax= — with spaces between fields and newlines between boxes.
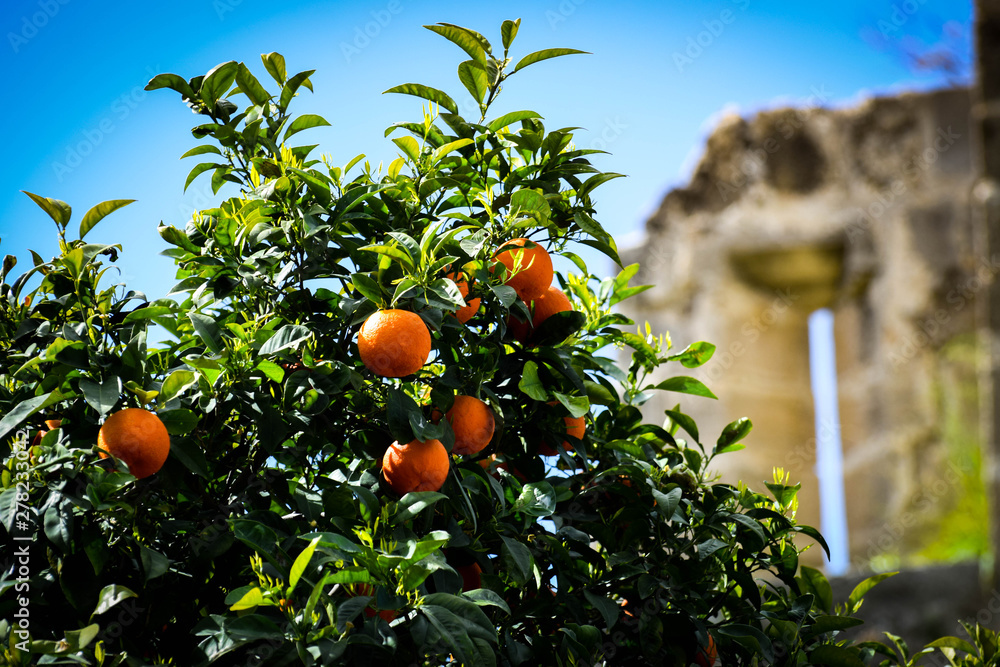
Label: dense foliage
xmin=1 ymin=19 xmax=995 ymax=667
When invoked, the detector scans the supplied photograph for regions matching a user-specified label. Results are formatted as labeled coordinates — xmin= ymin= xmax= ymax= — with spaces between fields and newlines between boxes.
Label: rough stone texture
xmin=621 ymin=88 xmax=979 ymax=569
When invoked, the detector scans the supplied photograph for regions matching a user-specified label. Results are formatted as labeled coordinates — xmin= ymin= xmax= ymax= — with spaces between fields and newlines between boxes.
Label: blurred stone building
xmin=620 ymin=86 xmax=983 ymax=576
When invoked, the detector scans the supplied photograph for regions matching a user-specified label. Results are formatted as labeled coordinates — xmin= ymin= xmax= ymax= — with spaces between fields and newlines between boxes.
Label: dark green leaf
xmin=188 ymin=312 xmax=225 ymax=355
xmin=806 ymin=644 xmax=867 ymax=667
xmin=513 ymin=48 xmax=589 ymax=73
xmin=653 ymin=376 xmax=717 ymax=399
xmin=79 ymin=377 xmax=121 ymax=416
xmin=235 ymin=62 xmax=271 ymax=106
xmin=716 ymin=417 xmax=753 ymax=451
xmin=201 ymin=61 xmax=238 ymax=106
xmin=284 ymin=113 xmax=331 ymax=141
xmin=487 ymin=110 xmax=541 ymax=133
xmin=383 ymin=83 xmax=458 ymax=114
xmin=91 ymin=585 xmax=137 ymax=618
xmin=847 ymin=572 xmax=897 ymax=612
xmin=144 ymin=72 xmax=196 ymax=98
xmin=425 ymin=23 xmax=489 ymax=65
xmin=259 ymin=325 xmax=313 ymax=355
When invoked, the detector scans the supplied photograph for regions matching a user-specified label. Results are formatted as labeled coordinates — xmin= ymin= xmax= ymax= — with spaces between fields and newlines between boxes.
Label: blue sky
xmin=0 ymin=0 xmax=972 ymax=301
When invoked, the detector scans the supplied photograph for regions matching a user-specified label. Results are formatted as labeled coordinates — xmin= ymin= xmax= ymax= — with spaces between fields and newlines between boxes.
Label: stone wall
xmin=621 ymin=88 xmax=983 ymax=569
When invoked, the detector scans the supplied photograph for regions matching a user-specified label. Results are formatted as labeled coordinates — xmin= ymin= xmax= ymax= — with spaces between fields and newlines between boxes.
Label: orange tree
xmin=0 ymin=19 xmax=939 ymax=667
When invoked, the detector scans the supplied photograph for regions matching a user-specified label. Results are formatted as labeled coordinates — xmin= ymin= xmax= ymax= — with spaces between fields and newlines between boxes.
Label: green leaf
xmin=501 ymin=19 xmax=520 ymax=51
xmin=79 ymin=199 xmax=135 ymax=240
xmin=180 ymin=144 xmax=222 ymax=159
xmin=583 ymin=590 xmax=619 ymax=629
xmin=229 ymin=587 xmax=265 ymax=611
xmin=144 ymin=72 xmax=196 ymax=98
xmin=518 ymin=361 xmax=548 ymax=401
xmin=653 ymin=376 xmax=717 ymax=399
xmin=806 ymin=644 xmax=867 ymax=667
xmin=159 ymin=370 xmax=198 ymax=403
xmin=140 ymin=546 xmax=170 ymax=582
xmin=652 ymin=487 xmax=682 ymax=519
xmin=512 ymin=482 xmax=557 ymax=517
xmin=798 ymin=566 xmax=833 ymax=613
xmin=926 ymin=636 xmax=978 ymax=655
xmin=395 ymin=492 xmax=449 ymax=522
xmin=157 ymin=408 xmax=199 ymax=436
xmin=261 ymin=52 xmax=286 ymax=85
xmin=552 ymin=392 xmax=589 ymax=418
xmin=236 ymin=62 xmax=271 ymax=106
xmin=457 ymin=60 xmax=488 ymax=104
xmin=513 ymin=48 xmax=589 ymax=73
xmin=500 ymin=537 xmax=532 ymax=585
xmin=666 ymin=341 xmax=716 ymax=368
xmin=188 ymin=312 xmax=225 ymax=355
xmin=351 ymin=273 xmax=383 ymax=304
xmin=201 ymin=61 xmax=238 ymax=106
xmin=847 ymin=572 xmax=897 ymax=612
xmin=664 ymin=408 xmax=699 ymax=442
xmin=717 ymin=624 xmax=774 ymax=663
xmin=79 ymin=377 xmax=121 ymax=416
xmin=22 ymin=191 xmax=71 ymax=228
xmin=716 ymin=417 xmax=753 ymax=451
xmin=259 ymin=324 xmax=312 ymax=355
xmin=392 ymin=135 xmax=421 ymax=162
xmin=284 ymin=113 xmax=331 ymax=141
xmin=425 ymin=23 xmax=489 ymax=66
xmin=0 ymin=391 xmax=56 ymax=443
xmin=288 ymin=536 xmax=321 ymax=595
xmin=383 ymin=83 xmax=458 ymax=114
xmin=185 ymin=162 xmax=224 ymax=192
xmin=91 ymin=584 xmax=137 ymax=618
xmin=279 ymin=69 xmax=316 ymax=111
xmin=487 ymin=110 xmax=541 ymax=133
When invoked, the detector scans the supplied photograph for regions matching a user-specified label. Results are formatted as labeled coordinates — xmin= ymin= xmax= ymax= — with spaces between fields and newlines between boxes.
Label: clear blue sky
xmin=0 ymin=0 xmax=972 ymax=300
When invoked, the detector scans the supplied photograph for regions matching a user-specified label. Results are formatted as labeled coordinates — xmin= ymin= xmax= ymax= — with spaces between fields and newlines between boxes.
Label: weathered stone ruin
xmin=621 ymin=87 xmax=981 ymax=574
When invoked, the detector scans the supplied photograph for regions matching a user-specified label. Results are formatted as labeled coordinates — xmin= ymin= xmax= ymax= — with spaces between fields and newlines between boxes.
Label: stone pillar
xmin=974 ymin=0 xmax=1000 ymax=589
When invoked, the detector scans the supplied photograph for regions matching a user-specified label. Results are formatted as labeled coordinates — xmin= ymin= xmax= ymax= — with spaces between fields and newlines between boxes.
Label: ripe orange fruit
xmin=496 ymin=238 xmax=553 ymax=301
xmin=352 ymin=584 xmax=396 ymax=622
xmin=97 ymin=408 xmax=171 ymax=479
xmin=539 ymin=405 xmax=587 ymax=457
xmin=382 ymin=438 xmax=450 ymax=494
xmin=456 ymin=562 xmax=482 ymax=592
xmin=447 ymin=271 xmax=480 ymax=324
xmin=695 ymin=635 xmax=718 ymax=667
xmin=358 ymin=309 xmax=431 ymax=377
xmin=508 ymin=286 xmax=573 ymax=343
xmin=446 ymin=395 xmax=495 ymax=456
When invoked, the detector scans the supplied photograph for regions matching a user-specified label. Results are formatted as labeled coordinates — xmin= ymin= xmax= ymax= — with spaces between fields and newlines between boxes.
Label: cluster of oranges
xmin=82 ymin=238 xmax=585 ymax=493
xmin=363 ymin=237 xmax=587 ymax=496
